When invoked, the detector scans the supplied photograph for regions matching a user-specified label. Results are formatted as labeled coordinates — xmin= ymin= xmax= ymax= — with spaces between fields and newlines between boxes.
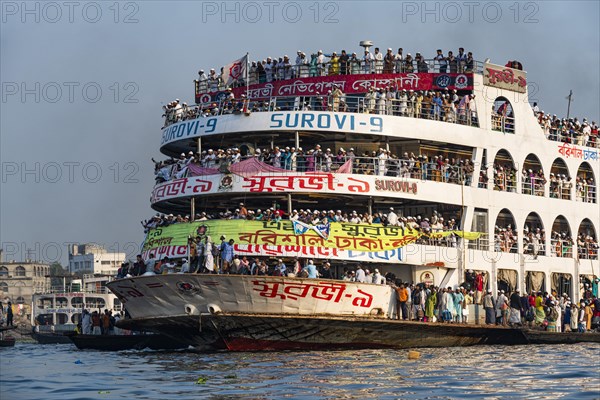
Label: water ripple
xmin=0 ymin=343 xmax=599 ymax=399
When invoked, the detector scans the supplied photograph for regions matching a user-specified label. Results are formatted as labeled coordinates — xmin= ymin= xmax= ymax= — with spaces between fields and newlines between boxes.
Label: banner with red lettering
xmin=195 ymin=72 xmax=474 ymax=103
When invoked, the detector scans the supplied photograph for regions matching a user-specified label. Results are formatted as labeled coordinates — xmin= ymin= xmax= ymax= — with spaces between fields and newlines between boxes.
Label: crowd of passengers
xmin=153 ymin=146 xmax=477 ymax=185
xmin=194 ymin=47 xmax=479 ymax=93
xmin=117 ymin=254 xmax=600 ymax=331
xmin=488 ymin=162 xmax=595 ymax=202
xmin=162 ymin=87 xmax=478 ymax=128
xmin=533 ymin=103 xmax=599 ymax=149
xmin=141 ymin=206 xmax=598 ymax=259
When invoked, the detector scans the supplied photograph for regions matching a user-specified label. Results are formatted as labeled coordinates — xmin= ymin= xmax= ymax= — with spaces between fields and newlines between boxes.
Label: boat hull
xmin=68 ymin=334 xmax=187 ymax=351
xmin=32 ymin=332 xmax=74 ymax=344
xmin=118 ymin=313 xmax=538 ymax=351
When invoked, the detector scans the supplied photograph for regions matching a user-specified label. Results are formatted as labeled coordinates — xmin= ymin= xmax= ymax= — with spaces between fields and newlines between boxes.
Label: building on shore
xmin=0 ymin=249 xmax=51 ymax=319
xmin=68 ymin=244 xmax=125 ymax=276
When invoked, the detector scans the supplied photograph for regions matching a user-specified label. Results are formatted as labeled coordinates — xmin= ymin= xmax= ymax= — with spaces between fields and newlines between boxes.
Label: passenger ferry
xmin=108 ymin=43 xmax=599 ymax=350
xmin=32 ymin=274 xmax=121 ymax=343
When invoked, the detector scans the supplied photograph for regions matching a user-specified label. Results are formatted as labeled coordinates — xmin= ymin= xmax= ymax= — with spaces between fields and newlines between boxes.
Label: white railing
xmin=550 ymin=239 xmax=573 ymax=258
xmin=521 ymin=176 xmax=546 ymax=196
xmin=491 ymin=115 xmax=515 ymax=134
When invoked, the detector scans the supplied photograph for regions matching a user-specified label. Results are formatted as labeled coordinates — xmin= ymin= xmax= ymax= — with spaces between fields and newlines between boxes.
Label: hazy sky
xmin=1 ymin=1 xmax=599 ymax=265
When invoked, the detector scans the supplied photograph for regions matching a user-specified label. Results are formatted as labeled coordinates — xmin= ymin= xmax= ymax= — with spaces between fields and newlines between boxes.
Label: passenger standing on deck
xmin=534 ymin=292 xmax=546 ymax=326
xmin=425 ymin=288 xmax=437 ymax=322
xmin=395 ymin=284 xmax=409 ymax=320
xmin=453 ymin=288 xmax=464 ymax=323
xmin=355 ymin=265 xmax=366 ymax=283
xmin=509 ymin=290 xmax=523 ymax=326
xmin=91 ymin=311 xmax=102 ymax=335
xmin=496 ymin=290 xmax=508 ymax=325
xmin=220 ymin=239 xmax=235 ymax=274
xmin=81 ymin=310 xmax=92 ymax=334
xmin=483 ymin=290 xmax=496 ymax=325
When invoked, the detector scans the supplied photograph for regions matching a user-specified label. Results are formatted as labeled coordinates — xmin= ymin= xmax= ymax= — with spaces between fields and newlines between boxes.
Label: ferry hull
xmin=117 ymin=313 xmax=530 ymax=351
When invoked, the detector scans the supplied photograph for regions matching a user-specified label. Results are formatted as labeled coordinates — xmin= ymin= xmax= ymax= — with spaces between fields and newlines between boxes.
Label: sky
xmin=1 ymin=1 xmax=599 ymax=266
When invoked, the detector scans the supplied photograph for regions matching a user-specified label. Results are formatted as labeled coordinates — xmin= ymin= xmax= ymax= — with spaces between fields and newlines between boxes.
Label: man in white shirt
xmin=363 ymin=49 xmax=374 ymax=73
xmin=374 ymin=47 xmax=383 ymax=73
xmin=387 ymin=207 xmax=398 ymax=226
xmin=355 ymin=265 xmax=366 ymax=283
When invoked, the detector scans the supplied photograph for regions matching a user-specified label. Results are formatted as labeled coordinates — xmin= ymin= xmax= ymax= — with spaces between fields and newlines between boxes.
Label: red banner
xmin=196 ymin=72 xmax=473 ymax=103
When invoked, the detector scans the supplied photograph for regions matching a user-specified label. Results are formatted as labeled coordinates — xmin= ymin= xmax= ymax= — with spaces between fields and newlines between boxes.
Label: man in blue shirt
xmin=220 ymin=239 xmax=235 ymax=274
xmin=305 ymin=260 xmax=318 ymax=278
xmin=274 ymin=259 xmax=287 ymax=276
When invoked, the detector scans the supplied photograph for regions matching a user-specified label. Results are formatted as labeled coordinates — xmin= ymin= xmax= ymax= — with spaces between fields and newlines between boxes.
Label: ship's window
xmin=491 ymin=97 xmax=514 ymax=134
xmin=497 ymin=269 xmax=518 ymax=293
xmin=494 ymin=209 xmax=517 ymax=253
xmin=56 ymin=313 xmax=69 ymax=324
xmin=578 ymin=218 xmax=598 ymax=260
xmin=521 ymin=154 xmax=545 ymax=196
xmin=576 ymin=162 xmax=596 ymax=203
xmin=549 ymin=158 xmax=571 ymax=200
xmin=36 ymin=314 xmax=54 ymax=325
xmin=0 ymin=282 xmax=8 ymax=292
xmin=551 ymin=272 xmax=572 ymax=298
xmin=15 ymin=266 xmax=26 ymax=277
xmin=0 ymin=267 xmax=7 ymax=276
xmin=492 ymin=149 xmax=516 ymax=192
xmin=16 ymin=296 xmax=25 ymax=304
xmin=71 ymin=313 xmax=82 ymax=324
xmin=551 ymin=215 xmax=572 ymax=258
xmin=523 ymin=212 xmax=545 ymax=256
xmin=463 ymin=270 xmax=489 ymax=292
xmin=56 ymin=297 xmax=68 ymax=308
xmin=526 ymin=271 xmax=545 ymax=294
xmin=71 ymin=297 xmax=83 ymax=308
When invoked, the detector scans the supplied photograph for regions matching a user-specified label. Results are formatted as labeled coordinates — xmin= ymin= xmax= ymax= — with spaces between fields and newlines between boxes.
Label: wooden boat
xmin=523 ymin=329 xmax=600 ymax=345
xmin=0 ymin=327 xmax=16 ymax=347
xmin=68 ymin=333 xmax=187 ymax=351
xmin=32 ymin=331 xmax=74 ymax=344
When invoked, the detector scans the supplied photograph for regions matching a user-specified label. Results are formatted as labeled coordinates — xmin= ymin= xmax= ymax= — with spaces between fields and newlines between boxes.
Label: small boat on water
xmin=0 ymin=327 xmax=16 ymax=347
xmin=32 ymin=331 xmax=74 ymax=345
xmin=68 ymin=333 xmax=188 ymax=351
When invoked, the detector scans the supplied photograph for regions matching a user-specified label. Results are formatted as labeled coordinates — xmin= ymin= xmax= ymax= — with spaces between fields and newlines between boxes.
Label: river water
xmin=1 ymin=343 xmax=599 ymax=399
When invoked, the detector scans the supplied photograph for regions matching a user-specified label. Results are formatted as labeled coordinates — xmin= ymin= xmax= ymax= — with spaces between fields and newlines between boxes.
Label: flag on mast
xmin=222 ymin=55 xmax=248 ymax=86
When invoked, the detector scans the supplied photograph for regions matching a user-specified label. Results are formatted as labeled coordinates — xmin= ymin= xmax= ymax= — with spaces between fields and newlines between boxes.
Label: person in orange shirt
xmin=395 ymin=284 xmax=409 ymax=320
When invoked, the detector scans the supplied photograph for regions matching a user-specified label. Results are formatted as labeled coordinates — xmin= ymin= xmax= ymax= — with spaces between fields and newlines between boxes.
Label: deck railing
xmin=163 ymin=93 xmax=479 ymax=129
xmin=521 ymin=176 xmax=546 ymax=196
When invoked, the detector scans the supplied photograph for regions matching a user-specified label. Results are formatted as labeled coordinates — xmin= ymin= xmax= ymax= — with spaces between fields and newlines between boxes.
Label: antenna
xmin=565 ymin=90 xmax=574 ymax=119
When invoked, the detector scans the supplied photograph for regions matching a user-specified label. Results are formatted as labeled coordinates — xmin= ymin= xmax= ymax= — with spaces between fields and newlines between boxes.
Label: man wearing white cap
xmin=387 ymin=207 xmax=398 ymax=226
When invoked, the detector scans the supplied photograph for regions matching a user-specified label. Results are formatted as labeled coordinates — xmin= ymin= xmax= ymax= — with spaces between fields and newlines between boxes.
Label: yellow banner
xmin=143 ymin=220 xmax=481 ymax=253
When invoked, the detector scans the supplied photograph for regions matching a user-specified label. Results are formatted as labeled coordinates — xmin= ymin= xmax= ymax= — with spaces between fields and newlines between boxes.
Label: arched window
xmin=0 ymin=282 xmax=8 ymax=293
xmin=551 ymin=272 xmax=572 ymax=298
xmin=491 ymin=97 xmax=514 ymax=133
xmin=16 ymin=296 xmax=25 ymax=304
xmin=549 ymin=158 xmax=571 ymax=200
xmin=493 ymin=150 xmax=516 ymax=192
xmin=523 ymin=212 xmax=545 ymax=256
xmin=15 ymin=266 xmax=26 ymax=277
xmin=0 ymin=266 xmax=7 ymax=277
xmin=526 ymin=271 xmax=545 ymax=294
xmin=494 ymin=209 xmax=517 ymax=253
xmin=551 ymin=216 xmax=572 ymax=258
xmin=577 ymin=218 xmax=598 ymax=260
xmin=521 ymin=154 xmax=546 ymax=196
xmin=576 ymin=162 xmax=596 ymax=203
